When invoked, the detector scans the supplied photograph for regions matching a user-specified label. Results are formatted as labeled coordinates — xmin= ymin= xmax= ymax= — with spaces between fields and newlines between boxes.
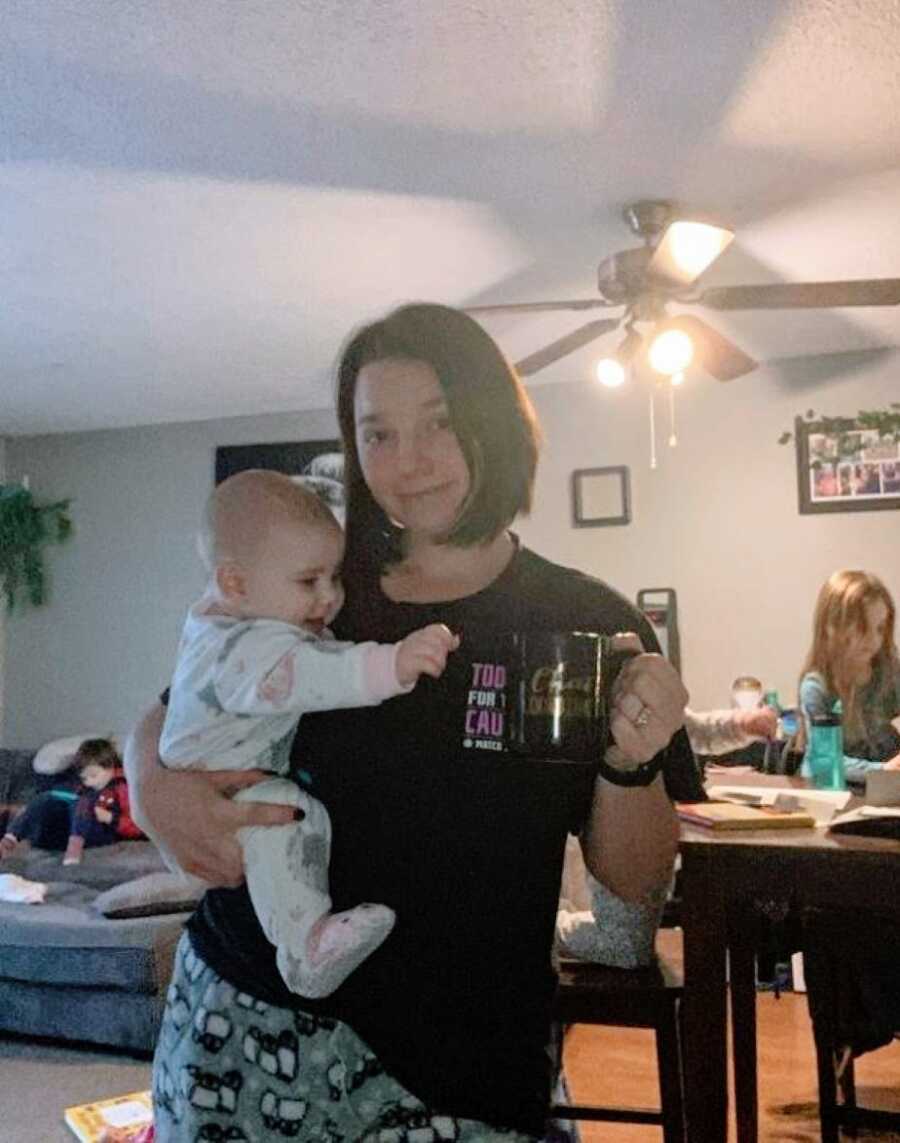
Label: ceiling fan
xmin=466 ymin=200 xmax=900 ymax=383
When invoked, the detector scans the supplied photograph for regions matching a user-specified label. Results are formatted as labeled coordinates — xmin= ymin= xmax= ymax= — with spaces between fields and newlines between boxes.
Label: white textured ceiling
xmin=2 ymin=0 xmax=899 ymax=435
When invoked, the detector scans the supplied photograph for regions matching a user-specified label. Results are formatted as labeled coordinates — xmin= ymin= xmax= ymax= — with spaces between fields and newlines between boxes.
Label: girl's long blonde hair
xmin=800 ymin=569 xmax=898 ymax=743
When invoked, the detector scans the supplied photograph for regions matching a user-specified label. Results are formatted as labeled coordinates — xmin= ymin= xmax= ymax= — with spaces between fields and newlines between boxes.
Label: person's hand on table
xmin=606 ymin=632 xmax=688 ymax=770
xmin=734 ymin=705 xmax=779 ymax=740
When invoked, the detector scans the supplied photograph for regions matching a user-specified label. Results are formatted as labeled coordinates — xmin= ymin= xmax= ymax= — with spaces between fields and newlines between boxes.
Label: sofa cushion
xmin=0 ymin=882 xmax=188 ymax=990
xmin=7 ymin=840 xmax=169 ymax=891
xmin=93 ymin=871 xmax=204 ymax=919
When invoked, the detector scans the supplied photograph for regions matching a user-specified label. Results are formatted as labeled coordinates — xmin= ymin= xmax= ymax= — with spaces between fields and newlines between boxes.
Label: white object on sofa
xmin=33 ymin=733 xmax=125 ymax=775
xmin=0 ymin=873 xmax=47 ymax=904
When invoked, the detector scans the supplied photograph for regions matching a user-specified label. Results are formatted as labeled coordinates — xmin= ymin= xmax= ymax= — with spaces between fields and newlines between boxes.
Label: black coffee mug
xmin=459 ymin=630 xmax=635 ymax=763
xmin=510 ymin=631 xmax=635 ymax=762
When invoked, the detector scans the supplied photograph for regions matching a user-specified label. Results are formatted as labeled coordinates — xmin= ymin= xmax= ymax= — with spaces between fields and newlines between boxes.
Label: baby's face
xmin=240 ymin=518 xmax=345 ymax=634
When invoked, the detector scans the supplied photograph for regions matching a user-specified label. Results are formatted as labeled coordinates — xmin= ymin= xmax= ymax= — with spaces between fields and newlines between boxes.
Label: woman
xmin=799 ymin=569 xmax=900 ymax=785
xmin=127 ymin=303 xmax=698 ymax=1141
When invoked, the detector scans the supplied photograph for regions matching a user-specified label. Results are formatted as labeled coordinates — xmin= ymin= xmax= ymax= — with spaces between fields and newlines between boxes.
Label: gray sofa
xmin=0 ymin=748 xmax=201 ymax=1053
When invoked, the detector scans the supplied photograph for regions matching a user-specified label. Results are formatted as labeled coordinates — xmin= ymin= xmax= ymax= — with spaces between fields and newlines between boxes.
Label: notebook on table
xmin=677 ymin=800 xmax=816 ymax=830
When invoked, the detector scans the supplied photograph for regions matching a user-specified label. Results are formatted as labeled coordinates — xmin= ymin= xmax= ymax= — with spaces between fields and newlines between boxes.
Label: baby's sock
xmin=62 ymin=835 xmax=85 ymax=865
xmin=282 ymin=903 xmax=395 ymax=999
xmin=0 ymin=834 xmax=18 ymax=860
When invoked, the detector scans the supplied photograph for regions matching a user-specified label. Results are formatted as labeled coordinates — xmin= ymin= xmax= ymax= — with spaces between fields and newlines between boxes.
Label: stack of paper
xmin=706 ymin=785 xmax=852 ymax=825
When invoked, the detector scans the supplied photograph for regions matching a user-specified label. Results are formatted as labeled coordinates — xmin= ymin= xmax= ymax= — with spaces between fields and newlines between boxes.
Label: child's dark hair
xmin=73 ymin=737 xmax=121 ymax=771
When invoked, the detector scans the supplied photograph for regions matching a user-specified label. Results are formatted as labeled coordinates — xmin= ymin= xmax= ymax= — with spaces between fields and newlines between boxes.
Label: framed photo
xmin=795 ymin=416 xmax=900 ymax=515
xmin=571 ymin=465 xmax=631 ymax=528
xmin=215 ymin=439 xmax=345 ymax=517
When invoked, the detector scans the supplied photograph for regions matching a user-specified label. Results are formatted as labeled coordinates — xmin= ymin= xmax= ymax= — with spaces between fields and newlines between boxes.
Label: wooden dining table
xmin=678 ymin=776 xmax=900 ymax=1142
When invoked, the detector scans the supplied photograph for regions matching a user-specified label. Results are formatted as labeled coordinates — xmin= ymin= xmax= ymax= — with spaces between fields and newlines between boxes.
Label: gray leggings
xmin=153 ymin=933 xmax=554 ymax=1142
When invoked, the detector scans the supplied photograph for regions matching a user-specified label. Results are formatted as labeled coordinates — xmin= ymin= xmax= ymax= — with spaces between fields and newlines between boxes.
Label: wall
xmin=4 ymin=409 xmax=337 ymax=746
xmin=3 ymin=351 xmax=899 ymax=745
xmin=517 ymin=349 xmax=900 ymax=711
xmin=0 ymin=437 xmax=5 ymax=740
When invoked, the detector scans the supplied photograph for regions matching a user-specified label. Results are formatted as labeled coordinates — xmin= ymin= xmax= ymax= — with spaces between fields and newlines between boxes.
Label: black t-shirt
xmin=188 ymin=542 xmax=700 ymax=1134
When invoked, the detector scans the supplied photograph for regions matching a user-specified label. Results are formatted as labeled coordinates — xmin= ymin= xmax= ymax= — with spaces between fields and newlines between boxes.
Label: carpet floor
xmin=0 ymin=1034 xmax=152 ymax=1142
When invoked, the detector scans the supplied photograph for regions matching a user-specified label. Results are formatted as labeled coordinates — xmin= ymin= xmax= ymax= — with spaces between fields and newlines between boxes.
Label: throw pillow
xmin=33 ymin=733 xmax=123 ymax=775
xmin=91 ymin=871 xmax=205 ymax=919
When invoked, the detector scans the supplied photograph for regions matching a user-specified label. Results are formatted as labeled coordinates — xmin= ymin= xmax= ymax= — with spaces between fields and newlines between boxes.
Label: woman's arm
xmin=685 ymin=706 xmax=777 ymax=756
xmin=124 ymin=702 xmax=296 ymax=885
xmin=581 ymin=640 xmax=684 ymax=902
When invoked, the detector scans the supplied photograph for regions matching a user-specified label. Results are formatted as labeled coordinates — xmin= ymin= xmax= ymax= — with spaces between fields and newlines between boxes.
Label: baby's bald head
xmin=202 ymin=469 xmax=339 ymax=572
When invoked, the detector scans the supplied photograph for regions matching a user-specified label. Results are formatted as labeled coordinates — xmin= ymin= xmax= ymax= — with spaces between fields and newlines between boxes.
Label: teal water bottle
xmin=806 ymin=700 xmax=845 ymax=790
xmin=762 ymin=689 xmax=783 ymax=773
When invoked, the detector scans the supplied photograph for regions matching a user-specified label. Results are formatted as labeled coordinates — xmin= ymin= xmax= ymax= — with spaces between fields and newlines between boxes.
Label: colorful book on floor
xmin=63 ymin=1089 xmax=153 ymax=1142
xmin=677 ymin=800 xmax=816 ymax=830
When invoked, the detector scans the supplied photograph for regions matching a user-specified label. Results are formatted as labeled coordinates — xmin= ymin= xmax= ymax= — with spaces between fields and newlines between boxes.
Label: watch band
xmin=596 ymin=751 xmax=664 ymax=787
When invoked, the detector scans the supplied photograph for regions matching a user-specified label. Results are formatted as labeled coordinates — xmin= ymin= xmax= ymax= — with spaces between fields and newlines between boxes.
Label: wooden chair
xmin=549 ymin=931 xmax=686 ymax=1142
xmin=802 ymin=908 xmax=900 ymax=1143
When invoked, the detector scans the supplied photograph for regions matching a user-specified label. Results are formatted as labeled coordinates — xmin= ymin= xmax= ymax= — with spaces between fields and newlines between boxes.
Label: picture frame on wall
xmin=215 ymin=439 xmax=345 ymax=518
xmin=794 ymin=415 xmax=900 ymax=515
xmin=571 ymin=465 xmax=631 ymax=527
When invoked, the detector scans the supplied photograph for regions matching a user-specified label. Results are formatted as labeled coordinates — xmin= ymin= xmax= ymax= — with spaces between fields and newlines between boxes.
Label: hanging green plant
xmin=0 ymin=484 xmax=73 ymax=611
xmin=779 ymin=403 xmax=900 ymax=450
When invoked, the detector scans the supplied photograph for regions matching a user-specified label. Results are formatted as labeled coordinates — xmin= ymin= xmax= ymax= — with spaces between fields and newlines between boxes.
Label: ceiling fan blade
xmin=466 ymin=299 xmax=615 ymax=316
xmin=698 ymin=278 xmax=900 ymax=311
xmin=514 ymin=318 xmax=620 ymax=377
xmin=648 ymin=219 xmax=734 ymax=287
xmin=668 ymin=314 xmax=757 ymax=382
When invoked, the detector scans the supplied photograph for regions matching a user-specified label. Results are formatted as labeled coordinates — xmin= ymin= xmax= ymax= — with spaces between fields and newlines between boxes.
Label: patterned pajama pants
xmin=153 ymin=933 xmax=562 ymax=1142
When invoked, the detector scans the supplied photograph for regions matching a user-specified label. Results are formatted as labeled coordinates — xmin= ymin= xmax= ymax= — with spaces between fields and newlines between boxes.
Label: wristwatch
xmin=596 ymin=749 xmax=664 ymax=787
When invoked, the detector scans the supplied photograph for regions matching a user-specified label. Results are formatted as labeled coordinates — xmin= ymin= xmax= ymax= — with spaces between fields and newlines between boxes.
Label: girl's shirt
xmin=800 ymin=668 xmax=900 ymax=785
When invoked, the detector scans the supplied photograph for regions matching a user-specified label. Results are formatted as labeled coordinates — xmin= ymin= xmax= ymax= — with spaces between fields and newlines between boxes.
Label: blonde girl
xmin=799 ymin=569 xmax=900 ymax=784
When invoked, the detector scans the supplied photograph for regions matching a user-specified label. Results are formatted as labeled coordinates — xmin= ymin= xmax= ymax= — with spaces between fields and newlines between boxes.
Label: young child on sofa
xmin=160 ymin=469 xmax=457 ymax=999
xmin=0 ymin=738 xmax=143 ymax=864
xmin=63 ymin=738 xmax=145 ymax=864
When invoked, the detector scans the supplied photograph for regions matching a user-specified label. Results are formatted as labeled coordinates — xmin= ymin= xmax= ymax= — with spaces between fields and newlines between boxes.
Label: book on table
xmin=63 ymin=1089 xmax=152 ymax=1142
xmin=677 ymin=800 xmax=816 ymax=830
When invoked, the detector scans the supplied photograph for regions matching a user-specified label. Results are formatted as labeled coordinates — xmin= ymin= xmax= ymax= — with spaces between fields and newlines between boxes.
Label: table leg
xmin=729 ymin=905 xmax=758 ymax=1143
xmin=681 ymin=846 xmax=729 ymax=1142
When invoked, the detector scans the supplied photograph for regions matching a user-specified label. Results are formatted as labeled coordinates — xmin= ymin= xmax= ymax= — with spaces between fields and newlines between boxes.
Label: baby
xmin=160 ymin=469 xmax=457 ymax=998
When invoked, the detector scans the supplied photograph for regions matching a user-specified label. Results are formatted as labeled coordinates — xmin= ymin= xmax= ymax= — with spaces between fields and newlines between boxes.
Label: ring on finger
xmin=633 ymin=705 xmax=651 ymax=729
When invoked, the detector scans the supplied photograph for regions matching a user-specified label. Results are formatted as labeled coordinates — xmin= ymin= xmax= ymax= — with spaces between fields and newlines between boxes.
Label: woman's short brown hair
xmin=336 ymin=303 xmax=541 ymax=567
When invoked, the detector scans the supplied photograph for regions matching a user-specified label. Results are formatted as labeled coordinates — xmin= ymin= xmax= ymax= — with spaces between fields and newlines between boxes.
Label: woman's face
xmin=842 ymin=598 xmax=889 ymax=683
xmin=353 ymin=357 xmax=470 ymax=540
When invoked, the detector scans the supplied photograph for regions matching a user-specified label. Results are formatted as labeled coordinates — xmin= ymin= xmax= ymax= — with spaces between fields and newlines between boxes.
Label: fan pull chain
xmin=649 ymin=388 xmax=657 ymax=469
xmin=668 ymin=383 xmax=678 ymax=448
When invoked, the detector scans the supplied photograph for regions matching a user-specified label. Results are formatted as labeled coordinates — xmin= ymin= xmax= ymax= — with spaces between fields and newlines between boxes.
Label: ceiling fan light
xmin=595 ymin=357 xmax=627 ymax=388
xmin=652 ymin=220 xmax=734 ymax=286
xmin=616 ymin=327 xmax=644 ymax=366
xmin=648 ymin=328 xmax=694 ymax=375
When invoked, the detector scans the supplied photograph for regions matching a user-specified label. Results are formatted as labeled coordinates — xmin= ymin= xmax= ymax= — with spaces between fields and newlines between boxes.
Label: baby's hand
xmin=95 ymin=806 xmax=113 ymax=824
xmin=396 ymin=624 xmax=459 ymax=686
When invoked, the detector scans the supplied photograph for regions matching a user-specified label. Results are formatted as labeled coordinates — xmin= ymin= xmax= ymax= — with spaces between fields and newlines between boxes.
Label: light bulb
xmin=664 ymin=221 xmax=733 ymax=281
xmin=648 ymin=329 xmax=694 ymax=375
xmin=595 ymin=358 xmax=626 ymax=388
xmin=670 ymin=371 xmax=685 ymax=386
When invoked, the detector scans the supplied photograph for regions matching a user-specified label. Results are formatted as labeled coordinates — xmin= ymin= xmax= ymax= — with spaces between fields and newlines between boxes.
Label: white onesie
xmin=161 ymin=597 xmax=410 ymax=997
